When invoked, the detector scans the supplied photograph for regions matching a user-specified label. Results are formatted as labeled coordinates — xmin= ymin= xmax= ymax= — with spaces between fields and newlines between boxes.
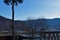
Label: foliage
xmin=4 ymin=0 xmax=23 ymax=5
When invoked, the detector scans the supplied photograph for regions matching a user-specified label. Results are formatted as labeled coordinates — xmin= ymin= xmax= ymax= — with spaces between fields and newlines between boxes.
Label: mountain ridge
xmin=0 ymin=16 xmax=60 ymax=31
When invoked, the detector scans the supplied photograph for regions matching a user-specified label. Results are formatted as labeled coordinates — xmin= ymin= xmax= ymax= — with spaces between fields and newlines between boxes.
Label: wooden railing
xmin=39 ymin=31 xmax=60 ymax=40
xmin=0 ymin=31 xmax=60 ymax=40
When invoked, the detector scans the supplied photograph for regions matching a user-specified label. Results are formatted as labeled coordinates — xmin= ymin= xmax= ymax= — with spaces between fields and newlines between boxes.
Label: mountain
xmin=0 ymin=16 xmax=32 ymax=32
xmin=0 ymin=16 xmax=60 ymax=32
xmin=23 ymin=18 xmax=60 ymax=31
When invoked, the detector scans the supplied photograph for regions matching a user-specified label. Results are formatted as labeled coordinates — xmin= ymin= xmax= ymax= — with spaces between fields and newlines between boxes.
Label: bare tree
xmin=39 ymin=18 xmax=48 ymax=40
xmin=27 ymin=17 xmax=40 ymax=40
xmin=27 ymin=17 xmax=48 ymax=40
xmin=40 ymin=18 xmax=48 ymax=31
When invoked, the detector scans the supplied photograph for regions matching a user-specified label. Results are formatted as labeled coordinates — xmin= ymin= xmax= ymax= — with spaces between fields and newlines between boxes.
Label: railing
xmin=0 ymin=31 xmax=60 ymax=40
xmin=39 ymin=31 xmax=60 ymax=40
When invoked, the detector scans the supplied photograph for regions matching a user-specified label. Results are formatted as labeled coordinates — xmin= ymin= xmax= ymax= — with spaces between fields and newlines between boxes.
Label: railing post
xmin=28 ymin=32 xmax=31 ymax=40
xmin=40 ymin=32 xmax=42 ymax=40
xmin=44 ymin=32 xmax=46 ymax=40
xmin=56 ymin=33 xmax=59 ymax=40
xmin=48 ymin=33 xmax=51 ymax=40
xmin=55 ymin=33 xmax=56 ymax=40
xmin=53 ymin=33 xmax=56 ymax=40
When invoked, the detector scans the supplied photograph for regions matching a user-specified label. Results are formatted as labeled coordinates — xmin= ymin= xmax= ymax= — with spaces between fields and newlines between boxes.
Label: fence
xmin=0 ymin=31 xmax=60 ymax=40
xmin=39 ymin=31 xmax=60 ymax=40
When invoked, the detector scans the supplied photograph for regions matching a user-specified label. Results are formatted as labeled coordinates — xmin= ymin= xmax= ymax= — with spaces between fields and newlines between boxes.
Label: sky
xmin=0 ymin=0 xmax=60 ymax=20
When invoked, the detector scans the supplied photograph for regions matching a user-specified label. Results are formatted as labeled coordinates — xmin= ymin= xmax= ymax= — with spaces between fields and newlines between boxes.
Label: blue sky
xmin=0 ymin=0 xmax=60 ymax=20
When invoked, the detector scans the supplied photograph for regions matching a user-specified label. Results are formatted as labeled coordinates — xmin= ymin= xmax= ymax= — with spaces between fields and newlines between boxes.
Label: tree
xmin=27 ymin=17 xmax=48 ymax=40
xmin=33 ymin=18 xmax=48 ymax=40
xmin=39 ymin=18 xmax=48 ymax=40
xmin=27 ymin=17 xmax=41 ymax=40
xmin=40 ymin=18 xmax=48 ymax=30
xmin=3 ymin=0 xmax=23 ymax=40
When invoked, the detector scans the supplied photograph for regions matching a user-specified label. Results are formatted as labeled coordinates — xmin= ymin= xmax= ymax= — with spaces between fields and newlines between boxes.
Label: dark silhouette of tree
xmin=39 ymin=18 xmax=48 ymax=40
xmin=3 ymin=0 xmax=23 ymax=40
xmin=40 ymin=18 xmax=48 ymax=30
xmin=27 ymin=17 xmax=48 ymax=40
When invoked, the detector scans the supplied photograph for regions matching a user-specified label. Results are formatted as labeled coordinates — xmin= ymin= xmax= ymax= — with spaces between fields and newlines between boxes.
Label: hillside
xmin=0 ymin=16 xmax=60 ymax=32
xmin=24 ymin=18 xmax=60 ymax=30
xmin=0 ymin=16 xmax=31 ymax=32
